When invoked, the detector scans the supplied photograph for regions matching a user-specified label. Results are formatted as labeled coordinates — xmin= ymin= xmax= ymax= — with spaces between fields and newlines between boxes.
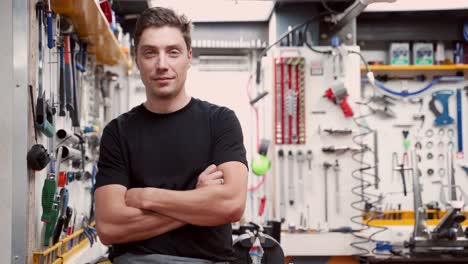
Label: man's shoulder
xmin=192 ymin=98 xmax=235 ymax=119
xmin=104 ymin=105 xmax=142 ymax=133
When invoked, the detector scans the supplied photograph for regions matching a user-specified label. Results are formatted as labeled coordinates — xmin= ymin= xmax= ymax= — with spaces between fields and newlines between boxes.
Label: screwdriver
xmin=46 ymin=0 xmax=55 ymax=49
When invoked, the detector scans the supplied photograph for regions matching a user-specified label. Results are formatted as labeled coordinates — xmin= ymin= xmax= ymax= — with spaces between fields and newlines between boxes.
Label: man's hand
xmin=196 ymin=164 xmax=224 ymax=188
xmin=125 ymin=187 xmax=147 ymax=209
xmin=125 ymin=164 xmax=224 ymax=209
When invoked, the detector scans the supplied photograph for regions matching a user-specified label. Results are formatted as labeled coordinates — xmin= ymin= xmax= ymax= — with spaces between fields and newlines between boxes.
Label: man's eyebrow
xmin=139 ymin=44 xmax=183 ymax=50
xmin=140 ymin=45 xmax=157 ymax=50
xmin=166 ymin=44 xmax=183 ymax=50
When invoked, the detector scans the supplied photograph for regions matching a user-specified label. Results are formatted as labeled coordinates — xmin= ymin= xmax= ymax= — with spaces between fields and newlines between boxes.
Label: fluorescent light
xmin=365 ymin=0 xmax=468 ymax=12
xmin=148 ymin=0 xmax=274 ymax=22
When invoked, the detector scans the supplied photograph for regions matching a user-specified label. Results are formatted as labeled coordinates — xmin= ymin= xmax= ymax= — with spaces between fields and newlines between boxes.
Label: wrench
xmin=296 ymin=150 xmax=305 ymax=205
xmin=306 ymin=150 xmax=313 ymax=191
xmin=333 ymin=160 xmax=341 ymax=215
xmin=278 ymin=150 xmax=286 ymax=222
xmin=323 ymin=162 xmax=332 ymax=222
xmin=288 ymin=151 xmax=295 ymax=206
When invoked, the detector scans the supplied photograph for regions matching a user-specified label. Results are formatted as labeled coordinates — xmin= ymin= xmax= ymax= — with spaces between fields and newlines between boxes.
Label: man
xmin=94 ymin=7 xmax=248 ymax=264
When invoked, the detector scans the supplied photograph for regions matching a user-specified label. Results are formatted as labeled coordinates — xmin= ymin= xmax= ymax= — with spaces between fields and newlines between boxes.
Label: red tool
xmin=323 ymin=82 xmax=353 ymax=118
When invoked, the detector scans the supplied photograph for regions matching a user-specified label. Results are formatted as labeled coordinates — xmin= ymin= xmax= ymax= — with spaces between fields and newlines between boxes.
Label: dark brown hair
xmin=134 ymin=7 xmax=192 ymax=51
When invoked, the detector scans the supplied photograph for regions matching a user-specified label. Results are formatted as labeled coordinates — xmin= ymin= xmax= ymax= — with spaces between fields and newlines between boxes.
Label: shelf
xmin=361 ymin=64 xmax=468 ymax=71
xmin=33 ymin=222 xmax=95 ymax=264
xmin=51 ymin=0 xmax=128 ymax=66
xmin=363 ymin=210 xmax=468 ymax=226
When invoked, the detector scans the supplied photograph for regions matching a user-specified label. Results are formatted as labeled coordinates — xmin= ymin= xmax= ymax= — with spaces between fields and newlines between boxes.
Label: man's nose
xmin=156 ymin=54 xmax=168 ymax=69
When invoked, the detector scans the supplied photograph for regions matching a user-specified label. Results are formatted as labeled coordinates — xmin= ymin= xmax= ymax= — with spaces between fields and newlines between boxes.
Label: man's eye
xmin=144 ymin=50 xmax=156 ymax=56
xmin=169 ymin=50 xmax=180 ymax=56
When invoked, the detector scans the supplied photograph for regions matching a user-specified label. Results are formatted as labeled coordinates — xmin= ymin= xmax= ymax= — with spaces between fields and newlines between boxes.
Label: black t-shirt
xmin=95 ymin=97 xmax=248 ymax=262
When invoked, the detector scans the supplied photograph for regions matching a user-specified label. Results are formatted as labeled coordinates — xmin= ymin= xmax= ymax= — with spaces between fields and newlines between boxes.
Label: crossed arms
xmin=95 ymin=161 xmax=248 ymax=245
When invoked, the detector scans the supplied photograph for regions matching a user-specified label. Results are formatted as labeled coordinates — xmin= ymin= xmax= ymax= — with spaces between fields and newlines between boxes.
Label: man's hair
xmin=134 ymin=7 xmax=193 ymax=52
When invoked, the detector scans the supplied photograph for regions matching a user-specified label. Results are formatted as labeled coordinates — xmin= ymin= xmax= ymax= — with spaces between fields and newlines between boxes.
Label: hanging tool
xmin=290 ymin=60 xmax=298 ymax=144
xmin=375 ymin=74 xmax=426 ymax=82
xmin=27 ymin=85 xmax=51 ymax=171
xmin=63 ymin=34 xmax=75 ymax=120
xmin=333 ymin=160 xmax=341 ymax=215
xmin=429 ymin=90 xmax=454 ymax=126
xmin=447 ymin=146 xmax=457 ymax=202
xmin=329 ymin=226 xmax=357 ymax=233
xmin=69 ymin=37 xmax=81 ymax=127
xmin=63 ymin=207 xmax=73 ymax=234
xmin=82 ymin=217 xmax=98 ymax=247
xmin=409 ymin=98 xmax=424 ymax=112
xmin=278 ymin=150 xmax=286 ymax=222
xmin=46 ymin=0 xmax=54 ymax=49
xmin=283 ymin=59 xmax=290 ymax=144
xmin=48 ymin=146 xmax=65 ymax=245
xmin=394 ymin=153 xmax=409 ymax=196
xmin=52 ymin=188 xmax=69 ymax=244
xmin=275 ymin=59 xmax=283 ymax=144
xmin=456 ymin=88 xmax=463 ymax=158
xmin=322 ymin=146 xmax=362 ymax=154
xmin=89 ymin=164 xmax=97 ymax=222
xmin=35 ymin=2 xmax=55 ymax=138
xmin=413 ymin=114 xmax=425 ymax=129
xmin=75 ymin=41 xmax=88 ymax=73
xmin=320 ymin=127 xmax=353 ymax=135
xmin=306 ymin=150 xmax=313 ymax=192
xmin=288 ymin=151 xmax=295 ymax=206
xmin=402 ymin=130 xmax=411 ymax=151
xmin=274 ymin=57 xmax=306 ymax=144
xmin=296 ymin=150 xmax=305 ymax=205
xmin=297 ymin=58 xmax=306 ymax=144
xmin=374 ymin=131 xmax=379 ymax=189
xmin=58 ymin=39 xmax=66 ymax=116
xmin=323 ymin=81 xmax=353 ymax=118
xmin=323 ymin=162 xmax=332 ymax=222
xmin=41 ymin=172 xmax=59 ymax=246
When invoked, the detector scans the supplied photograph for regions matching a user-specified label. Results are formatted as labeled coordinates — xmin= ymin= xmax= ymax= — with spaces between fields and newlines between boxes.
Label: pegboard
xmin=247 ymin=46 xmax=362 ymax=230
xmin=29 ymin=8 xmax=129 ymax=257
xmin=248 ymin=45 xmax=468 ymax=256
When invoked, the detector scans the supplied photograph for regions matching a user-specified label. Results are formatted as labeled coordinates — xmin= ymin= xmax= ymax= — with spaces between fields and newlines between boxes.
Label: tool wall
xmin=28 ymin=1 xmax=130 ymax=263
xmin=249 ymin=44 xmax=468 ymax=256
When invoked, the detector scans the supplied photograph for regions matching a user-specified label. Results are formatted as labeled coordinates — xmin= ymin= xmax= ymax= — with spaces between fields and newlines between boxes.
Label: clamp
xmin=429 ymin=90 xmax=454 ymax=126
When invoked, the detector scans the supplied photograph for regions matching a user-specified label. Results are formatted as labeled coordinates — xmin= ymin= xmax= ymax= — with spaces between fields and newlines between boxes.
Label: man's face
xmin=136 ymin=26 xmax=192 ymax=100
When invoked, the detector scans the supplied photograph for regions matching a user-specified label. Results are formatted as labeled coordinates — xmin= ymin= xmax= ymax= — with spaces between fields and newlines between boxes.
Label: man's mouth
xmin=153 ymin=77 xmax=175 ymax=81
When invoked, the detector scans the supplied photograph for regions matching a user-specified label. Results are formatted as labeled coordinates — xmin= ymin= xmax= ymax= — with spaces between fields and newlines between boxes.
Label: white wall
xmin=187 ymin=63 xmax=254 ymax=164
xmin=0 ymin=0 xmax=14 ymax=262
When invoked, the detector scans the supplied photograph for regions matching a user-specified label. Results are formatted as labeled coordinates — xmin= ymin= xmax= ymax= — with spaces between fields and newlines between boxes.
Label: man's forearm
xmin=97 ymin=205 xmax=185 ymax=245
xmin=139 ymin=186 xmax=243 ymax=226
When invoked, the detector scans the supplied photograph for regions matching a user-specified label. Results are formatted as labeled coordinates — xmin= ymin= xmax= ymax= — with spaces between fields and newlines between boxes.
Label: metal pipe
xmin=56 ymin=129 xmax=80 ymax=145
xmin=57 ymin=146 xmax=81 ymax=162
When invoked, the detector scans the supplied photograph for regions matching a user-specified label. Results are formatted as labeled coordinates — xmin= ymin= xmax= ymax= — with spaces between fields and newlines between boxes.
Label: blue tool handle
xmin=82 ymin=43 xmax=87 ymax=71
xmin=75 ymin=54 xmax=86 ymax=72
xmin=456 ymin=88 xmax=463 ymax=154
xmin=47 ymin=11 xmax=54 ymax=49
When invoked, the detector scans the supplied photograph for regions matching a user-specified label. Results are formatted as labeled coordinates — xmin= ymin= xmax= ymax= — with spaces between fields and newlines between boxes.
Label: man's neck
xmin=144 ymin=91 xmax=191 ymax=114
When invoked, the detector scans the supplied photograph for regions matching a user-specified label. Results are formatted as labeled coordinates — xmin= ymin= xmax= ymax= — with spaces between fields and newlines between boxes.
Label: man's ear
xmin=134 ymin=49 xmax=140 ymax=70
xmin=187 ymin=48 xmax=193 ymax=69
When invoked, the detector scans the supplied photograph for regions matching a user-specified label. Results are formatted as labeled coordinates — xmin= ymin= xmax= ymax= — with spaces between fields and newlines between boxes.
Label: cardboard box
xmin=413 ymin=42 xmax=434 ymax=65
